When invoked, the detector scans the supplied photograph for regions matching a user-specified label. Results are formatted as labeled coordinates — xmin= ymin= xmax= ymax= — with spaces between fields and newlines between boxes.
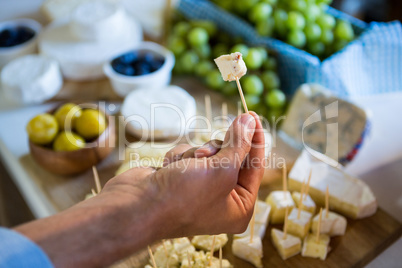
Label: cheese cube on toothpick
xmin=266 ymin=191 xmax=295 ymax=224
xmin=191 ymin=234 xmax=228 ymax=252
xmin=232 ymin=236 xmax=263 ymax=268
xmin=234 ymin=201 xmax=271 ymax=239
xmin=292 ymin=192 xmax=316 ymax=215
xmin=271 ymin=228 xmax=302 ymax=260
xmin=214 ymin=52 xmax=247 ymax=82
xmin=287 ymin=208 xmax=313 ymax=238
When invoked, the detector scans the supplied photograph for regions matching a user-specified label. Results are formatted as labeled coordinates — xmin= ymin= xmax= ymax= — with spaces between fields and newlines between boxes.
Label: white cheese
xmin=301 ymin=233 xmax=330 ymax=260
xmin=287 ymin=208 xmax=313 ymax=238
xmin=311 ymin=209 xmax=347 ymax=236
xmin=232 ymin=236 xmax=263 ymax=268
xmin=1 ymin=55 xmax=62 ymax=105
xmin=235 ymin=201 xmax=270 ymax=239
xmin=292 ymin=191 xmax=316 ymax=215
xmin=214 ymin=52 xmax=247 ymax=82
xmin=191 ymin=234 xmax=228 ymax=252
xmin=265 ymin=191 xmax=295 ymax=224
xmin=271 ymin=228 xmax=301 ymax=260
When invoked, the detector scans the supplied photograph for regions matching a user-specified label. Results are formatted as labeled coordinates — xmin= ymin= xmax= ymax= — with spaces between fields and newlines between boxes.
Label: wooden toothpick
xmin=148 ymin=246 xmax=157 ymax=268
xmin=249 ymin=205 xmax=256 ymax=243
xmin=92 ymin=166 xmax=101 ymax=194
xmin=91 ymin=188 xmax=97 ymax=196
xmin=222 ymin=102 xmax=228 ymax=119
xmin=162 ymin=240 xmax=168 ymax=258
xmin=304 ymin=169 xmax=312 ymax=200
xmin=235 ymin=77 xmax=249 ymax=113
xmin=283 ymin=206 xmax=289 ymax=239
xmin=282 ymin=164 xmax=288 ymax=199
xmin=205 ymin=95 xmax=212 ymax=124
xmin=297 ymin=187 xmax=304 ymax=219
xmin=325 ymin=186 xmax=329 ymax=218
xmin=219 ymin=246 xmax=222 ymax=268
xmin=316 ymin=208 xmax=323 ymax=243
xmin=209 ymin=235 xmax=216 ymax=266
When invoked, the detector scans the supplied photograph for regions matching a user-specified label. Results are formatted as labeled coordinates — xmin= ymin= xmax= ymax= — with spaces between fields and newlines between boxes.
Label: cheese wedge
xmin=311 ymin=209 xmax=347 ymax=236
xmin=266 ymin=191 xmax=295 ymax=224
xmin=292 ymin=191 xmax=316 ymax=215
xmin=271 ymin=228 xmax=301 ymax=260
xmin=191 ymin=234 xmax=228 ymax=252
xmin=287 ymin=208 xmax=313 ymax=238
xmin=214 ymin=52 xmax=247 ymax=82
xmin=232 ymin=236 xmax=263 ymax=268
xmin=301 ymin=233 xmax=330 ymax=260
xmin=288 ymin=150 xmax=377 ymax=219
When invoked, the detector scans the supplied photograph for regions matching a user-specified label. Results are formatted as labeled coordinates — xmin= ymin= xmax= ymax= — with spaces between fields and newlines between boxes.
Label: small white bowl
xmin=0 ymin=19 xmax=42 ymax=69
xmin=103 ymin=42 xmax=175 ymax=97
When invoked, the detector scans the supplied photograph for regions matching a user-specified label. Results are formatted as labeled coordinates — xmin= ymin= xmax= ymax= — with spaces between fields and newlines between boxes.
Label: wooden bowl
xmin=29 ymin=106 xmax=116 ymax=176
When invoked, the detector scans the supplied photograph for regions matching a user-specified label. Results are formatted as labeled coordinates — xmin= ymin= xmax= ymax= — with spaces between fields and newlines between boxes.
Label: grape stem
xmin=235 ymin=77 xmax=249 ymax=113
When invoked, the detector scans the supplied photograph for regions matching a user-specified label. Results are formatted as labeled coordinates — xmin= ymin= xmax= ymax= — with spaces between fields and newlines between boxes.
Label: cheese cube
xmin=214 ymin=52 xmax=247 ymax=82
xmin=191 ymin=234 xmax=228 ymax=252
xmin=152 ymin=240 xmax=180 ymax=267
xmin=287 ymin=208 xmax=313 ymax=238
xmin=173 ymin=237 xmax=196 ymax=262
xmin=232 ymin=236 xmax=263 ymax=268
xmin=271 ymin=228 xmax=301 ymax=260
xmin=311 ymin=209 xmax=347 ymax=236
xmin=210 ymin=257 xmax=233 ymax=268
xmin=301 ymin=233 xmax=330 ymax=260
xmin=235 ymin=201 xmax=271 ymax=239
xmin=292 ymin=191 xmax=316 ymax=214
xmin=266 ymin=191 xmax=295 ymax=224
xmin=234 ymin=222 xmax=267 ymax=240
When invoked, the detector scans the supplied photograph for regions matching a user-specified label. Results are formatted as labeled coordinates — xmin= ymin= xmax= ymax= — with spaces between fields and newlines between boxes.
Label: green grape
xmin=265 ymin=89 xmax=286 ymax=109
xmin=194 ymin=43 xmax=211 ymax=59
xmin=289 ymin=0 xmax=307 ymax=12
xmin=167 ymin=37 xmax=186 ymax=56
xmin=304 ymin=23 xmax=322 ymax=42
xmin=179 ymin=51 xmax=199 ymax=73
xmin=257 ymin=47 xmax=268 ymax=61
xmin=215 ymin=0 xmax=232 ymax=11
xmin=261 ymin=0 xmax=277 ymax=5
xmin=261 ymin=70 xmax=280 ymax=89
xmin=190 ymin=20 xmax=217 ymax=37
xmin=173 ymin=60 xmax=184 ymax=74
xmin=188 ymin=27 xmax=209 ymax=47
xmin=317 ymin=14 xmax=336 ymax=29
xmin=243 ymin=75 xmax=264 ymax=95
xmin=244 ymin=48 xmax=264 ymax=70
xmin=308 ymin=41 xmax=325 ymax=56
xmin=274 ymin=9 xmax=288 ymax=38
xmin=287 ymin=30 xmax=307 ymax=48
xmin=333 ymin=39 xmax=349 ymax=52
xmin=334 ymin=20 xmax=354 ymax=41
xmin=256 ymin=17 xmax=275 ymax=37
xmin=320 ymin=29 xmax=334 ymax=45
xmin=212 ymin=43 xmax=229 ymax=58
xmin=234 ymin=0 xmax=259 ymax=14
xmin=304 ymin=4 xmax=321 ymax=22
xmin=221 ymin=82 xmax=238 ymax=96
xmin=262 ymin=57 xmax=278 ymax=71
xmin=194 ymin=60 xmax=214 ymax=77
xmin=287 ymin=11 xmax=306 ymax=30
xmin=244 ymin=94 xmax=261 ymax=110
xmin=173 ymin=22 xmax=191 ymax=37
xmin=206 ymin=70 xmax=224 ymax=90
xmin=249 ymin=3 xmax=273 ymax=23
xmin=230 ymin=44 xmax=249 ymax=57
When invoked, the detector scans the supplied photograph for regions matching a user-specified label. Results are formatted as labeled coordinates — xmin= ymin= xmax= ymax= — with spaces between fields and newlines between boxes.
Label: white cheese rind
xmin=271 ymin=228 xmax=301 ymax=260
xmin=311 ymin=209 xmax=347 ymax=236
xmin=301 ymin=233 xmax=330 ymax=260
xmin=232 ymin=236 xmax=263 ymax=268
xmin=214 ymin=52 xmax=247 ymax=82
xmin=292 ymin=192 xmax=316 ymax=215
xmin=287 ymin=208 xmax=312 ymax=238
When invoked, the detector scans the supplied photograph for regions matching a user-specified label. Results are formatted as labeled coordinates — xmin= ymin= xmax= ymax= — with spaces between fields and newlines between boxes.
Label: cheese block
xmin=191 ymin=234 xmax=228 ymax=252
xmin=232 ymin=236 xmax=263 ymax=268
xmin=292 ymin=192 xmax=316 ymax=215
xmin=271 ymin=228 xmax=301 ymax=260
xmin=301 ymin=233 xmax=330 ymax=260
xmin=266 ymin=191 xmax=295 ymax=224
xmin=152 ymin=240 xmax=180 ymax=268
xmin=121 ymin=86 xmax=197 ymax=139
xmin=289 ymin=150 xmax=377 ymax=219
xmin=311 ymin=209 xmax=347 ymax=236
xmin=235 ymin=201 xmax=271 ymax=239
xmin=173 ymin=237 xmax=196 ymax=262
xmin=214 ymin=52 xmax=247 ymax=82
xmin=1 ymin=55 xmax=62 ymax=105
xmin=287 ymin=208 xmax=313 ymax=239
xmin=234 ymin=222 xmax=267 ymax=241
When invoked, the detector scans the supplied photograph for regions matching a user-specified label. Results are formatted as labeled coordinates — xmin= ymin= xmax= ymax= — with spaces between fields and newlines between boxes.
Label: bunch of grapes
xmin=168 ymin=17 xmax=287 ymax=120
xmin=212 ymin=0 xmax=355 ymax=59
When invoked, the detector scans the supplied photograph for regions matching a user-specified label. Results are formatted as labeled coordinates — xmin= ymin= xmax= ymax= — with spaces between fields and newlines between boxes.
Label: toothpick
xmin=92 ymin=166 xmax=101 ymax=194
xmin=297 ymin=187 xmax=304 ymax=219
xmin=304 ymin=169 xmax=312 ymax=200
xmin=187 ymin=250 xmax=192 ymax=268
xmin=283 ymin=206 xmax=289 ymax=239
xmin=209 ymin=235 xmax=216 ymax=266
xmin=222 ymin=102 xmax=228 ymax=119
xmin=235 ymin=77 xmax=249 ymax=113
xmin=325 ymin=186 xmax=329 ymax=218
xmin=205 ymin=95 xmax=212 ymax=124
xmin=91 ymin=188 xmax=97 ymax=196
xmin=282 ymin=164 xmax=288 ymax=199
xmin=237 ymin=102 xmax=242 ymax=116
xmin=249 ymin=206 xmax=255 ymax=243
xmin=162 ymin=240 xmax=168 ymax=258
xmin=219 ymin=246 xmax=222 ymax=268
xmin=316 ymin=208 xmax=323 ymax=243
xmin=148 ymin=246 xmax=157 ymax=268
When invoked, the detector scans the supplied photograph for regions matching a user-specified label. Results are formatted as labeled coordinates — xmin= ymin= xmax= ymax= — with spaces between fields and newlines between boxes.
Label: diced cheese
xmin=311 ymin=209 xmax=347 ymax=236
xmin=292 ymin=192 xmax=316 ymax=215
xmin=288 ymin=150 xmax=377 ymax=219
xmin=152 ymin=240 xmax=180 ymax=267
xmin=209 ymin=257 xmax=233 ymax=268
xmin=173 ymin=237 xmax=196 ymax=262
xmin=266 ymin=191 xmax=295 ymax=224
xmin=271 ymin=228 xmax=301 ymax=260
xmin=214 ymin=52 xmax=247 ymax=82
xmin=234 ymin=222 xmax=267 ymax=240
xmin=287 ymin=208 xmax=313 ymax=238
xmin=191 ymin=234 xmax=228 ymax=252
xmin=235 ymin=201 xmax=271 ymax=239
xmin=301 ymin=233 xmax=330 ymax=260
xmin=232 ymin=236 xmax=263 ymax=268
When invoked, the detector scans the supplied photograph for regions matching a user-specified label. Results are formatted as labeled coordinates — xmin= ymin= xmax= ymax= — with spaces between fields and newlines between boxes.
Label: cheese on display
xmin=191 ymin=234 xmax=228 ymax=252
xmin=292 ymin=191 xmax=316 ymax=215
xmin=311 ymin=209 xmax=347 ymax=236
xmin=266 ymin=191 xmax=295 ymax=224
xmin=234 ymin=201 xmax=271 ymax=240
xmin=214 ymin=52 xmax=247 ymax=82
xmin=271 ymin=228 xmax=301 ymax=260
xmin=1 ymin=55 xmax=62 ymax=105
xmin=301 ymin=233 xmax=330 ymax=260
xmin=287 ymin=208 xmax=313 ymax=239
xmin=232 ymin=236 xmax=263 ymax=268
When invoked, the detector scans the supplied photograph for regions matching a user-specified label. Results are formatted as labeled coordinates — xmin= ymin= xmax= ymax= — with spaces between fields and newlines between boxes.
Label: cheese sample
xmin=152 ymin=240 xmax=180 ymax=267
xmin=191 ymin=234 xmax=228 ymax=252
xmin=1 ymin=55 xmax=62 ymax=105
xmin=292 ymin=191 xmax=316 ymax=215
xmin=311 ymin=209 xmax=347 ymax=236
xmin=232 ymin=236 xmax=263 ymax=268
xmin=287 ymin=208 xmax=313 ymax=238
xmin=271 ymin=228 xmax=301 ymax=260
xmin=288 ymin=150 xmax=377 ymax=219
xmin=266 ymin=191 xmax=295 ymax=224
xmin=173 ymin=237 xmax=196 ymax=262
xmin=214 ymin=52 xmax=247 ymax=82
xmin=235 ymin=201 xmax=271 ymax=239
xmin=301 ymin=233 xmax=330 ymax=260
xmin=234 ymin=222 xmax=267 ymax=240
xmin=121 ymin=86 xmax=197 ymax=139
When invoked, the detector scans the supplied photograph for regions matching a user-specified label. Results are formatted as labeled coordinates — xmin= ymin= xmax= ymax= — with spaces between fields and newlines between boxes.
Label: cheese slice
xmin=287 ymin=208 xmax=313 ymax=238
xmin=292 ymin=192 xmax=316 ymax=215
xmin=288 ymin=150 xmax=377 ymax=219
xmin=232 ymin=236 xmax=263 ymax=268
xmin=311 ymin=209 xmax=347 ymax=236
xmin=191 ymin=234 xmax=228 ymax=252
xmin=214 ymin=52 xmax=247 ymax=82
xmin=271 ymin=228 xmax=301 ymax=260
xmin=266 ymin=191 xmax=295 ymax=224
xmin=301 ymin=233 xmax=330 ymax=260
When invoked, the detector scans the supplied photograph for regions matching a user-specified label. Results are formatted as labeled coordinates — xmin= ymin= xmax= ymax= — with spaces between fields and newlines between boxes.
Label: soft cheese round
xmin=1 ymin=55 xmax=62 ymax=105
xmin=121 ymin=85 xmax=197 ymax=139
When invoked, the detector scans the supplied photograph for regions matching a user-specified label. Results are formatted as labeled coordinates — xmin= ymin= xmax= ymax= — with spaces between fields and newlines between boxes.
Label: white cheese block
xmin=287 ymin=208 xmax=313 ymax=238
xmin=232 ymin=236 xmax=263 ymax=268
xmin=191 ymin=234 xmax=228 ymax=252
xmin=271 ymin=228 xmax=301 ymax=260
xmin=214 ymin=52 xmax=247 ymax=82
xmin=172 ymin=237 xmax=196 ymax=262
xmin=288 ymin=150 xmax=377 ymax=219
xmin=292 ymin=192 xmax=316 ymax=215
xmin=301 ymin=233 xmax=330 ymax=260
xmin=266 ymin=191 xmax=295 ymax=224
xmin=121 ymin=86 xmax=197 ymax=139
xmin=1 ymin=55 xmax=62 ymax=105
xmin=311 ymin=209 xmax=347 ymax=236
xmin=235 ymin=201 xmax=270 ymax=240
xmin=152 ymin=240 xmax=180 ymax=268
